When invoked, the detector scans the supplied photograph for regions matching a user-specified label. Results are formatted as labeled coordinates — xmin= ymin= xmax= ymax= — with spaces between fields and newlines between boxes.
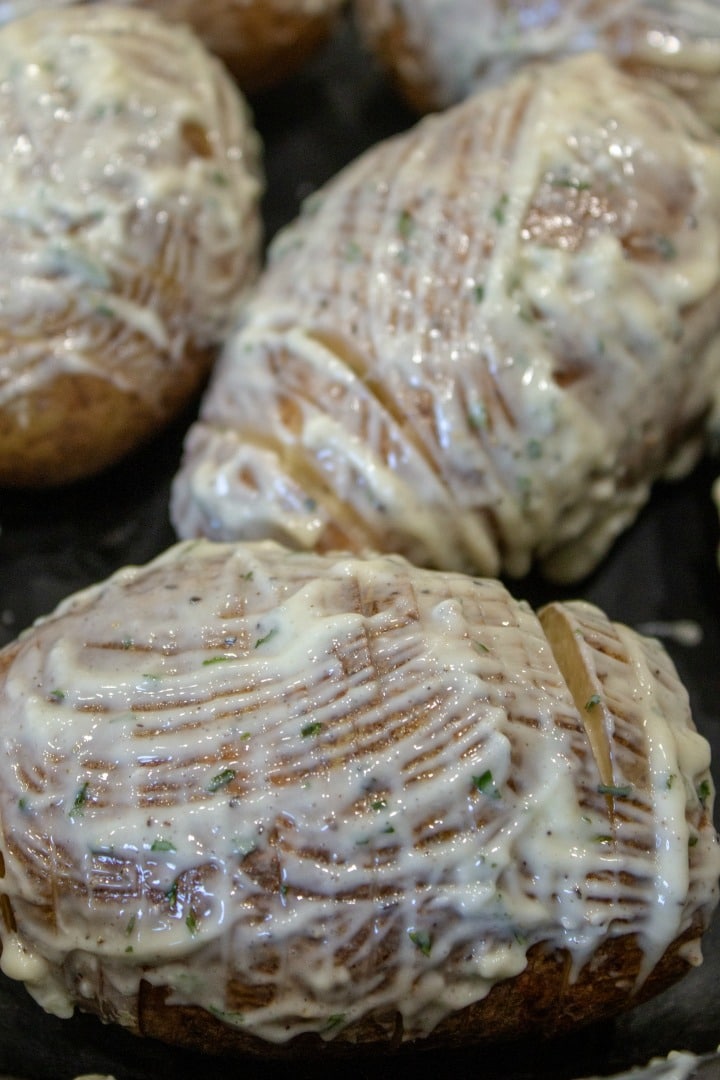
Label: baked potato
xmin=0 ymin=0 xmax=346 ymax=92
xmin=171 ymin=52 xmax=720 ymax=583
xmin=0 ymin=539 xmax=716 ymax=1057
xmin=354 ymin=0 xmax=720 ymax=125
xmin=0 ymin=3 xmax=263 ymax=487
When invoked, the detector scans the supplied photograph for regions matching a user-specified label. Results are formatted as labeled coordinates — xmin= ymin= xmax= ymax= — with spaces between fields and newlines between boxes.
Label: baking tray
xmin=0 ymin=13 xmax=719 ymax=1080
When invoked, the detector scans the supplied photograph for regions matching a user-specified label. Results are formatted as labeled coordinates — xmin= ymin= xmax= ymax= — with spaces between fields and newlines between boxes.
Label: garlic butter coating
xmin=173 ymin=53 xmax=720 ymax=582
xmin=0 ymin=4 xmax=263 ymax=486
xmin=0 ymin=540 xmax=716 ymax=1055
xmin=355 ymin=0 xmax=720 ymax=126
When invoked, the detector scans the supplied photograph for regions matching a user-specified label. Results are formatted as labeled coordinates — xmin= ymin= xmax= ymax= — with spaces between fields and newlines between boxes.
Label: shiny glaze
xmin=173 ymin=54 xmax=720 ymax=582
xmin=0 ymin=540 xmax=716 ymax=1043
xmin=356 ymin=0 xmax=720 ymax=125
xmin=0 ymin=4 xmax=262 ymax=415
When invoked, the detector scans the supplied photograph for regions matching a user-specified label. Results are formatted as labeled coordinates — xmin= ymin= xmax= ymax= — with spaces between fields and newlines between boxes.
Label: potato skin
xmin=133 ymin=923 xmax=705 ymax=1058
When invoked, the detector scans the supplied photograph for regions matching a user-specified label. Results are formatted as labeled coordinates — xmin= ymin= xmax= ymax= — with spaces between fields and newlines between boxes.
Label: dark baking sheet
xmin=0 ymin=14 xmax=719 ymax=1080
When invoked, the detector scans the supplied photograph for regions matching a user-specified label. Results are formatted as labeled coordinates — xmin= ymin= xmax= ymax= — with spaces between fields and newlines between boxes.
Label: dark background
xmin=0 ymin=13 xmax=719 ymax=1080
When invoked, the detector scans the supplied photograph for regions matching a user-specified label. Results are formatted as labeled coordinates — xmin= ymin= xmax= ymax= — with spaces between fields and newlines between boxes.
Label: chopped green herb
xmin=125 ymin=945 xmax=134 ymax=954
xmin=165 ymin=880 xmax=179 ymax=906
xmin=241 ymin=570 xmax=254 ymax=581
xmin=126 ymin=915 xmax=136 ymax=936
xmin=467 ymin=403 xmax=487 ymax=431
xmin=597 ymin=783 xmax=633 ymax=798
xmin=585 ymin=694 xmax=601 ymax=711
xmin=492 ymin=193 xmax=509 ymax=225
xmin=473 ymin=283 xmax=485 ymax=303
xmin=151 ymin=839 xmax=176 ymax=852
xmin=69 ymin=782 xmax=89 ymax=818
xmin=472 ymin=770 xmax=501 ymax=799
xmin=48 ymin=688 xmax=66 ymax=704
xmin=208 ymin=768 xmax=236 ymax=793
xmin=202 ymin=654 xmax=233 ymax=666
xmin=526 ymin=438 xmax=542 ymax=460
xmin=697 ymin=779 xmax=711 ymax=806
xmin=94 ymin=304 xmax=114 ymax=318
xmin=472 ymin=640 xmax=490 ymax=654
xmin=551 ymin=176 xmax=590 ymax=191
xmin=211 ymin=171 xmax=229 ymax=186
xmin=280 ymin=884 xmax=289 ymax=897
xmin=254 ymin=628 xmax=278 ymax=649
xmin=325 ymin=1014 xmax=346 ymax=1030
xmin=186 ymin=910 xmax=198 ymax=934
xmin=301 ymin=721 xmax=324 ymax=738
xmin=408 ymin=929 xmax=432 ymax=956
xmin=666 ymin=773 xmax=677 ymax=790
xmin=397 ymin=209 xmax=414 ymax=239
xmin=382 ymin=825 xmax=396 ymax=834
xmin=595 ymin=834 xmax=613 ymax=844
xmin=371 ymin=799 xmax=387 ymax=811
xmin=18 ymin=797 xmax=28 ymax=811
xmin=689 ymin=835 xmax=699 ymax=847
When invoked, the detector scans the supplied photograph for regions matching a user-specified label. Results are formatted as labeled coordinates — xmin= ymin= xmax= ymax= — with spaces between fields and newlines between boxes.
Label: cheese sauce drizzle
xmin=0 ymin=540 xmax=716 ymax=1044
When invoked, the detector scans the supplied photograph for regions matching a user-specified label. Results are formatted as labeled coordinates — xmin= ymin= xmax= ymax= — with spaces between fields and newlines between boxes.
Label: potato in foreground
xmin=0 ymin=539 xmax=717 ymax=1057
xmin=0 ymin=4 xmax=263 ymax=487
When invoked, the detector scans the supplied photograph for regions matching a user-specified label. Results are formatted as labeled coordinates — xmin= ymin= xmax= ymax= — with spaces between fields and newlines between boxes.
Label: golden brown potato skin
xmin=0 ymin=356 xmax=213 ymax=489
xmin=132 ymin=924 xmax=705 ymax=1058
xmin=145 ymin=0 xmax=346 ymax=92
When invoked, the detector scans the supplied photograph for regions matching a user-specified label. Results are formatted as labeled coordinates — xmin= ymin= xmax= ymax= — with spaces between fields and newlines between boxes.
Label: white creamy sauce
xmin=173 ymin=54 xmax=720 ymax=583
xmin=0 ymin=5 xmax=262 ymax=413
xmin=0 ymin=540 xmax=716 ymax=1045
xmin=359 ymin=0 xmax=720 ymax=123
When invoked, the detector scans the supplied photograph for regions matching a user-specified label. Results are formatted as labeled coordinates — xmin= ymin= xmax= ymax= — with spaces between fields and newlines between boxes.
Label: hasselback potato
xmin=0 ymin=0 xmax=346 ymax=92
xmin=172 ymin=53 xmax=720 ymax=582
xmin=0 ymin=4 xmax=263 ymax=487
xmin=354 ymin=0 xmax=720 ymax=124
xmin=0 ymin=540 xmax=717 ymax=1057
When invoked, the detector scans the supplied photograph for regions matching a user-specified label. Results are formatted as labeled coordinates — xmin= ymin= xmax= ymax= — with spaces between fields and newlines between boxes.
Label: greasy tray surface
xmin=0 ymin=16 xmax=719 ymax=1080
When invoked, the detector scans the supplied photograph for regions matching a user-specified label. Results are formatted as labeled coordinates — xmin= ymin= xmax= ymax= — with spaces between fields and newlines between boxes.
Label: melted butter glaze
xmin=173 ymin=53 xmax=720 ymax=582
xmin=356 ymin=0 xmax=720 ymax=125
xmin=0 ymin=4 xmax=262 ymax=413
xmin=0 ymin=540 xmax=716 ymax=1044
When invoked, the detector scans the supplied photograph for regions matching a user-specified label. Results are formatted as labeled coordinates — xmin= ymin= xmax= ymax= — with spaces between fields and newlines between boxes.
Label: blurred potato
xmin=0 ymin=0 xmax=346 ymax=92
xmin=354 ymin=0 xmax=720 ymax=126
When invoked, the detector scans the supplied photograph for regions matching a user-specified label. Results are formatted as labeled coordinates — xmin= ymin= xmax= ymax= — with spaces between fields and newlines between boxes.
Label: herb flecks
xmin=151 ymin=838 xmax=176 ymax=852
xmin=597 ymin=783 xmax=633 ymax=799
xmin=697 ymin=779 xmax=711 ymax=806
xmin=69 ymin=782 xmax=89 ymax=818
xmin=408 ymin=929 xmax=432 ymax=956
xmin=301 ymin=721 xmax=324 ymax=738
xmin=186 ymin=910 xmax=198 ymax=934
xmin=397 ymin=209 xmax=414 ymax=240
xmin=585 ymin=694 xmax=602 ymax=711
xmin=202 ymin=654 xmax=234 ymax=666
xmin=254 ymin=627 xmax=278 ymax=649
xmin=472 ymin=770 xmax=501 ymax=799
xmin=48 ymin=688 xmax=66 ymax=704
xmin=492 ymin=193 xmax=509 ymax=226
xmin=208 ymin=768 xmax=236 ymax=793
